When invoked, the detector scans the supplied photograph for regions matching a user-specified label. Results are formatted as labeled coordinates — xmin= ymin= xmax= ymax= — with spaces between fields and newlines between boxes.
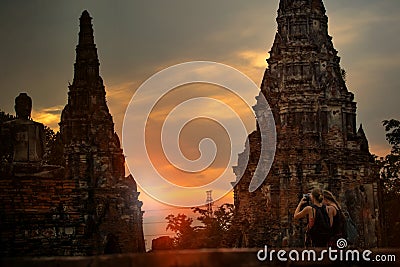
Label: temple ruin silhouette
xmin=231 ymin=0 xmax=384 ymax=248
xmin=0 ymin=10 xmax=145 ymax=256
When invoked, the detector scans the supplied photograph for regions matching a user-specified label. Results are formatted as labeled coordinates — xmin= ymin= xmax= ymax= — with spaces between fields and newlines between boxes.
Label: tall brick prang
xmin=231 ymin=0 xmax=383 ymax=248
xmin=0 ymin=10 xmax=145 ymax=257
xmin=60 ymin=10 xmax=145 ymax=254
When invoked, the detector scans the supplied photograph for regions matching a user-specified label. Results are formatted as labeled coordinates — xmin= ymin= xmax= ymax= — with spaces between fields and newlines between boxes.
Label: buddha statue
xmin=4 ymin=93 xmax=45 ymax=163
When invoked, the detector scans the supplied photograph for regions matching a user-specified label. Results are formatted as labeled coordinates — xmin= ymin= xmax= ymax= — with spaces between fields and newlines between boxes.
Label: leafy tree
xmin=43 ymin=126 xmax=65 ymax=166
xmin=191 ymin=206 xmax=219 ymax=248
xmin=379 ymin=119 xmax=400 ymax=247
xmin=165 ymin=213 xmax=196 ymax=249
xmin=0 ymin=111 xmax=15 ymax=162
xmin=380 ymin=119 xmax=400 ymax=196
xmin=0 ymin=110 xmax=15 ymax=122
xmin=214 ymin=203 xmax=234 ymax=232
xmin=165 ymin=203 xmax=235 ymax=249
xmin=192 ymin=203 xmax=234 ymax=248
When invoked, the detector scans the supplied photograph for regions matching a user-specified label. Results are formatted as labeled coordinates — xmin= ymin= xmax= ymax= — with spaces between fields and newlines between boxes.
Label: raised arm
xmin=294 ymin=198 xmax=310 ymax=220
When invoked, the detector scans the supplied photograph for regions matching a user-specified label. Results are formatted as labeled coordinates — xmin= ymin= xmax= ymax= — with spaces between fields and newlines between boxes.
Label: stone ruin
xmin=231 ymin=0 xmax=384 ymax=248
xmin=0 ymin=10 xmax=145 ymax=256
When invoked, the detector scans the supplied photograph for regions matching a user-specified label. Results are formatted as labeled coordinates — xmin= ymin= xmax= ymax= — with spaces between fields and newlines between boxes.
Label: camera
xmin=302 ymin=193 xmax=311 ymax=207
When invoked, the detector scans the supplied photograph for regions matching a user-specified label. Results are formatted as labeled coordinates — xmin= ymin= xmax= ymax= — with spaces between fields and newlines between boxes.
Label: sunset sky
xmin=1 ymin=0 xmax=399 ymax=250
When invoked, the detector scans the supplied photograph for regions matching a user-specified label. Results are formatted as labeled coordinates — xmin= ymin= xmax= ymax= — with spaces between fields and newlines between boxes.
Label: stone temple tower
xmin=232 ymin=0 xmax=383 ymax=248
xmin=60 ymin=10 xmax=145 ymax=254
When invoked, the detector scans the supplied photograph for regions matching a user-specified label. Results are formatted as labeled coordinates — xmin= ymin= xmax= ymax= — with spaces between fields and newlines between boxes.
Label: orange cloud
xmin=31 ymin=105 xmax=63 ymax=131
xmin=140 ymin=83 xmax=254 ymax=187
xmin=105 ymin=81 xmax=140 ymax=136
xmin=237 ymin=50 xmax=268 ymax=69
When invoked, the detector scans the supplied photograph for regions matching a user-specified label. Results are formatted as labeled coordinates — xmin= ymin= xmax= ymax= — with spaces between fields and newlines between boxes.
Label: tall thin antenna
xmin=206 ymin=190 xmax=213 ymax=217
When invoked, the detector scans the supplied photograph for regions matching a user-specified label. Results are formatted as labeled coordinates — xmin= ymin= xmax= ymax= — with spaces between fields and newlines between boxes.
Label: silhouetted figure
xmin=3 ymin=93 xmax=45 ymax=163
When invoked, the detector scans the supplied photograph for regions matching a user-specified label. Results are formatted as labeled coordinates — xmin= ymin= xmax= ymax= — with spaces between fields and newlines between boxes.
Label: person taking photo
xmin=294 ymin=188 xmax=332 ymax=247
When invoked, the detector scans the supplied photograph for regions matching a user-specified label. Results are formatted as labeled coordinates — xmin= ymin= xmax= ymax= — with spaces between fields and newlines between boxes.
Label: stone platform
xmin=1 ymin=248 xmax=399 ymax=267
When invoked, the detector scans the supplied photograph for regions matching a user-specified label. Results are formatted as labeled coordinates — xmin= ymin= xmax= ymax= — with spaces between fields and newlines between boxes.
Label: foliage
xmin=0 ymin=111 xmax=15 ymax=161
xmin=0 ymin=110 xmax=15 ymax=122
xmin=43 ymin=126 xmax=65 ymax=166
xmin=378 ymin=119 xmax=400 ymax=247
xmin=165 ymin=213 xmax=195 ymax=249
xmin=192 ymin=203 xmax=234 ymax=248
xmin=380 ymin=119 xmax=400 ymax=196
xmin=214 ymin=203 xmax=235 ymax=231
xmin=165 ymin=203 xmax=235 ymax=249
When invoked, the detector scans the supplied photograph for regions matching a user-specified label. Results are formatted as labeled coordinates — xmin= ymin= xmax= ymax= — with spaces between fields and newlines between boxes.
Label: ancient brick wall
xmin=0 ymin=165 xmax=84 ymax=256
xmin=0 ymin=164 xmax=145 ymax=256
